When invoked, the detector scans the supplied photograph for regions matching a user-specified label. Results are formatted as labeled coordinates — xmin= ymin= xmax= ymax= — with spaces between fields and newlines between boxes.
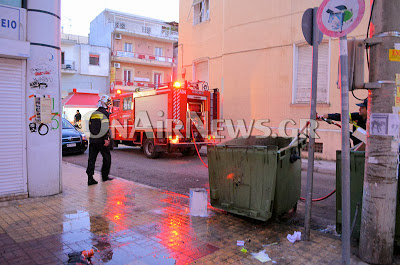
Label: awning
xmin=62 ymin=93 xmax=99 ymax=108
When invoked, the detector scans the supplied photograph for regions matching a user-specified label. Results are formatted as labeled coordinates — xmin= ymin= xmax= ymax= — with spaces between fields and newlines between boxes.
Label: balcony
xmin=112 ymin=50 xmax=176 ymax=68
xmin=112 ymin=80 xmax=170 ymax=93
xmin=114 ymin=20 xmax=178 ymax=42
xmin=61 ymin=60 xmax=77 ymax=74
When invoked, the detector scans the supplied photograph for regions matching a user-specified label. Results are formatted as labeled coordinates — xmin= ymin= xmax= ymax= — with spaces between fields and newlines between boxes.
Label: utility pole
xmin=359 ymin=1 xmax=400 ymax=264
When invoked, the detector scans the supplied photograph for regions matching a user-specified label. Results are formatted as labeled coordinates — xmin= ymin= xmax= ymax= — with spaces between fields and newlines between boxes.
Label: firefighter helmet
xmin=97 ymin=95 xmax=111 ymax=108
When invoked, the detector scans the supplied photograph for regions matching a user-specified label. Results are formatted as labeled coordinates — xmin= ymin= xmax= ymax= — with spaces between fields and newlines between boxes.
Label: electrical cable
xmin=191 ymin=120 xmax=209 ymax=168
xmin=351 ymin=90 xmax=365 ymax=101
xmin=299 ymin=117 xmax=340 ymax=202
xmin=366 ymin=0 xmax=376 ymax=69
xmin=188 ymin=110 xmax=209 ymax=168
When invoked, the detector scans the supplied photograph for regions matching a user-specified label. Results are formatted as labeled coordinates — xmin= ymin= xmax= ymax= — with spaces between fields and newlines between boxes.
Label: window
xmin=154 ymin=73 xmax=162 ymax=86
xmin=293 ymin=42 xmax=330 ymax=104
xmin=193 ymin=0 xmax=209 ymax=25
xmin=124 ymin=70 xmax=132 ymax=84
xmin=123 ymin=97 xmax=132 ymax=111
xmin=89 ymin=54 xmax=100 ymax=66
xmin=113 ymin=99 xmax=120 ymax=108
xmin=155 ymin=47 xmax=163 ymax=57
xmin=61 ymin=52 xmax=65 ymax=65
xmin=124 ymin=43 xmax=132 ymax=52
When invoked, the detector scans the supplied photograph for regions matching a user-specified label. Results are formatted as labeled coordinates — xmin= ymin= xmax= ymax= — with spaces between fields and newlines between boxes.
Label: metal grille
xmin=302 ymin=142 xmax=324 ymax=153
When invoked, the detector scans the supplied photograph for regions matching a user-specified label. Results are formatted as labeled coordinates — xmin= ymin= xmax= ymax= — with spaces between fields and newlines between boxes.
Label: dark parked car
xmin=62 ymin=118 xmax=88 ymax=155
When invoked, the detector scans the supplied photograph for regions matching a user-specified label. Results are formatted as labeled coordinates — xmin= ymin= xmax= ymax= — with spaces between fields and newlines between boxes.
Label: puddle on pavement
xmin=62 ymin=192 xmax=218 ymax=264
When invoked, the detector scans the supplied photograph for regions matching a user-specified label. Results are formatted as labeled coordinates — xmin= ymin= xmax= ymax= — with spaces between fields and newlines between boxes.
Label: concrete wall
xmin=26 ymin=0 xmax=62 ymax=196
xmin=89 ymin=10 xmax=113 ymax=48
xmin=61 ymin=75 xmax=108 ymax=97
xmin=178 ymin=0 xmax=369 ymax=160
xmin=80 ymin=44 xmax=110 ymax=76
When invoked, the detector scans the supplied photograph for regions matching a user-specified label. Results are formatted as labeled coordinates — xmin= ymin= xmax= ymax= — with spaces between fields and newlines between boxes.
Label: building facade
xmin=61 ymin=33 xmax=110 ymax=99
xmin=0 ymin=0 xmax=62 ymax=198
xmin=178 ymin=0 xmax=369 ymax=160
xmin=89 ymin=9 xmax=178 ymax=95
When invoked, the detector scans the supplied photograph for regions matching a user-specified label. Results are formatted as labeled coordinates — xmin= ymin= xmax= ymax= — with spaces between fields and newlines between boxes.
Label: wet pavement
xmin=0 ymin=162 xmax=387 ymax=264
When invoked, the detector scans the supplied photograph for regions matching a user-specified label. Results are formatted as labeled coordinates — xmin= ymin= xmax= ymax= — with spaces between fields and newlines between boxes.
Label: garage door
xmin=0 ymin=58 xmax=27 ymax=196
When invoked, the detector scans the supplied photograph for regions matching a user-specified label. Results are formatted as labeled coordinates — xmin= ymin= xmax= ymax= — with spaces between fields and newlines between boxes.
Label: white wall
xmin=26 ymin=0 xmax=62 ymax=197
xmin=61 ymin=42 xmax=80 ymax=70
xmin=61 ymin=75 xmax=108 ymax=97
xmin=80 ymin=44 xmax=110 ymax=76
xmin=89 ymin=11 xmax=113 ymax=48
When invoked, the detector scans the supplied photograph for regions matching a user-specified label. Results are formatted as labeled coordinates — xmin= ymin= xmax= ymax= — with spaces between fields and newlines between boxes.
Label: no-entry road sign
xmin=317 ymin=0 xmax=365 ymax=38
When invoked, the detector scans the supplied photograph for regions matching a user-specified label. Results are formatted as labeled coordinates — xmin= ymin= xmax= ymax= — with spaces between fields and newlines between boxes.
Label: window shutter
xmin=194 ymin=61 xmax=208 ymax=82
xmin=294 ymin=42 xmax=329 ymax=103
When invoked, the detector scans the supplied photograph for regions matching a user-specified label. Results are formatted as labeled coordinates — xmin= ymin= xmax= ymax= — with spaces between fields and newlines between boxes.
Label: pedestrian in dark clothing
xmin=74 ymin=110 xmax=82 ymax=128
xmin=319 ymin=99 xmax=368 ymax=146
xmin=86 ymin=95 xmax=114 ymax=185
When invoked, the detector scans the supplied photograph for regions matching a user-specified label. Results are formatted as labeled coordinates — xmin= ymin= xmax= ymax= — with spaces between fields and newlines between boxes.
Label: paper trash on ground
xmin=237 ymin=240 xmax=245 ymax=246
xmin=251 ymin=250 xmax=271 ymax=263
xmin=287 ymin=231 xmax=301 ymax=243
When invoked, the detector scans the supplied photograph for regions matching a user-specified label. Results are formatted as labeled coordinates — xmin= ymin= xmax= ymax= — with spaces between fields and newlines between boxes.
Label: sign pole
xmin=304 ymin=7 xmax=320 ymax=241
xmin=339 ymin=35 xmax=351 ymax=265
xmin=316 ymin=1 xmax=364 ymax=263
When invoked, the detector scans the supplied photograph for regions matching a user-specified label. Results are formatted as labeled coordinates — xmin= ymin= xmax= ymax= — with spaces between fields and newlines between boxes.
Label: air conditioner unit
xmin=114 ymin=63 xmax=121 ymax=68
xmin=115 ymin=33 xmax=122 ymax=40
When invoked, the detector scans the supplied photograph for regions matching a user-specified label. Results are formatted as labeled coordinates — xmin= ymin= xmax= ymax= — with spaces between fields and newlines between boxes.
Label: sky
xmin=61 ymin=0 xmax=180 ymax=36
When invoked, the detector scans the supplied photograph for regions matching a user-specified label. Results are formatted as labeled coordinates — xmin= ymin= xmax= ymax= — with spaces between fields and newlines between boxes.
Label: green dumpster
xmin=336 ymin=150 xmax=400 ymax=245
xmin=207 ymin=136 xmax=305 ymax=221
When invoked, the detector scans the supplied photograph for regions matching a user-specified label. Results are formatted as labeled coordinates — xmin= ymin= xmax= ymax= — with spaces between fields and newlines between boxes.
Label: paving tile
xmin=0 ymin=162 xmax=399 ymax=264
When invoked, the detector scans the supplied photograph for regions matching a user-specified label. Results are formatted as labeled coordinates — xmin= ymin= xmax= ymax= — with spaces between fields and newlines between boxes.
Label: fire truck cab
xmin=109 ymin=81 xmax=219 ymax=158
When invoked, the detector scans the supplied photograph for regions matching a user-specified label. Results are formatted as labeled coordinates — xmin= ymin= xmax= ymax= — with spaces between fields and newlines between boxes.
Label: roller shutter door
xmin=0 ymin=58 xmax=27 ymax=196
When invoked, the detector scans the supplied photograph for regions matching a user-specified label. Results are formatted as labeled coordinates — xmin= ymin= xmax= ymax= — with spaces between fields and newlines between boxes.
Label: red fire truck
xmin=109 ymin=81 xmax=219 ymax=158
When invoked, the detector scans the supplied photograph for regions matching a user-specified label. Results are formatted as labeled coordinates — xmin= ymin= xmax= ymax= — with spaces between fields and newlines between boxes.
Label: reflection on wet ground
xmin=0 ymin=164 xmax=221 ymax=264
xmin=0 ymin=162 xmax=380 ymax=264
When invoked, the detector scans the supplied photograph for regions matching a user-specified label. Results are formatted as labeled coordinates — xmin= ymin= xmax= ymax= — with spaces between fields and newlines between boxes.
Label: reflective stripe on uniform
xmin=349 ymin=113 xmax=359 ymax=128
xmin=91 ymin=113 xmax=103 ymax=119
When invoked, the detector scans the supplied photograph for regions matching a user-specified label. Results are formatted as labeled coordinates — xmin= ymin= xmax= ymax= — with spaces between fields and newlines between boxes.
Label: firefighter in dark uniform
xmin=319 ymin=99 xmax=368 ymax=146
xmin=86 ymin=95 xmax=114 ymax=185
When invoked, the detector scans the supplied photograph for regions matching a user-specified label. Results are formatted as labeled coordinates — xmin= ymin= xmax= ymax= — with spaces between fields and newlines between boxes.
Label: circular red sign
xmin=317 ymin=0 xmax=365 ymax=37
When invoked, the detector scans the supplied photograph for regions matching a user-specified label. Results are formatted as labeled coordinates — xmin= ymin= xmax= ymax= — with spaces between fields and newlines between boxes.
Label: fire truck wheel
xmin=143 ymin=139 xmax=160 ymax=159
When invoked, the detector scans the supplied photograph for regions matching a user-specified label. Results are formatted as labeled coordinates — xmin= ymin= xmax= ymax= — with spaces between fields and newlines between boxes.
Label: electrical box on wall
xmin=348 ymin=39 xmax=366 ymax=90
xmin=35 ymin=97 xmax=52 ymax=124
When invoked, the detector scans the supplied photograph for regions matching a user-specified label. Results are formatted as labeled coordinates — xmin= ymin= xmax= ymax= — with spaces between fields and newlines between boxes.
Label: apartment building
xmin=89 ymin=9 xmax=178 ymax=95
xmin=178 ymin=0 xmax=369 ymax=160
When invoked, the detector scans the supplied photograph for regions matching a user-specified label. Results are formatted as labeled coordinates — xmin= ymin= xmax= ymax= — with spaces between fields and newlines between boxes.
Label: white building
xmin=61 ymin=33 xmax=110 ymax=98
xmin=0 ymin=0 xmax=62 ymax=199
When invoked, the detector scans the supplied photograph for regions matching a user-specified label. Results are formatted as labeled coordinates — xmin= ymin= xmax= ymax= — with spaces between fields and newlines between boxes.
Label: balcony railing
xmin=113 ymin=80 xmax=170 ymax=90
xmin=112 ymin=50 xmax=176 ymax=64
xmin=61 ymin=60 xmax=76 ymax=71
xmin=114 ymin=20 xmax=178 ymax=41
